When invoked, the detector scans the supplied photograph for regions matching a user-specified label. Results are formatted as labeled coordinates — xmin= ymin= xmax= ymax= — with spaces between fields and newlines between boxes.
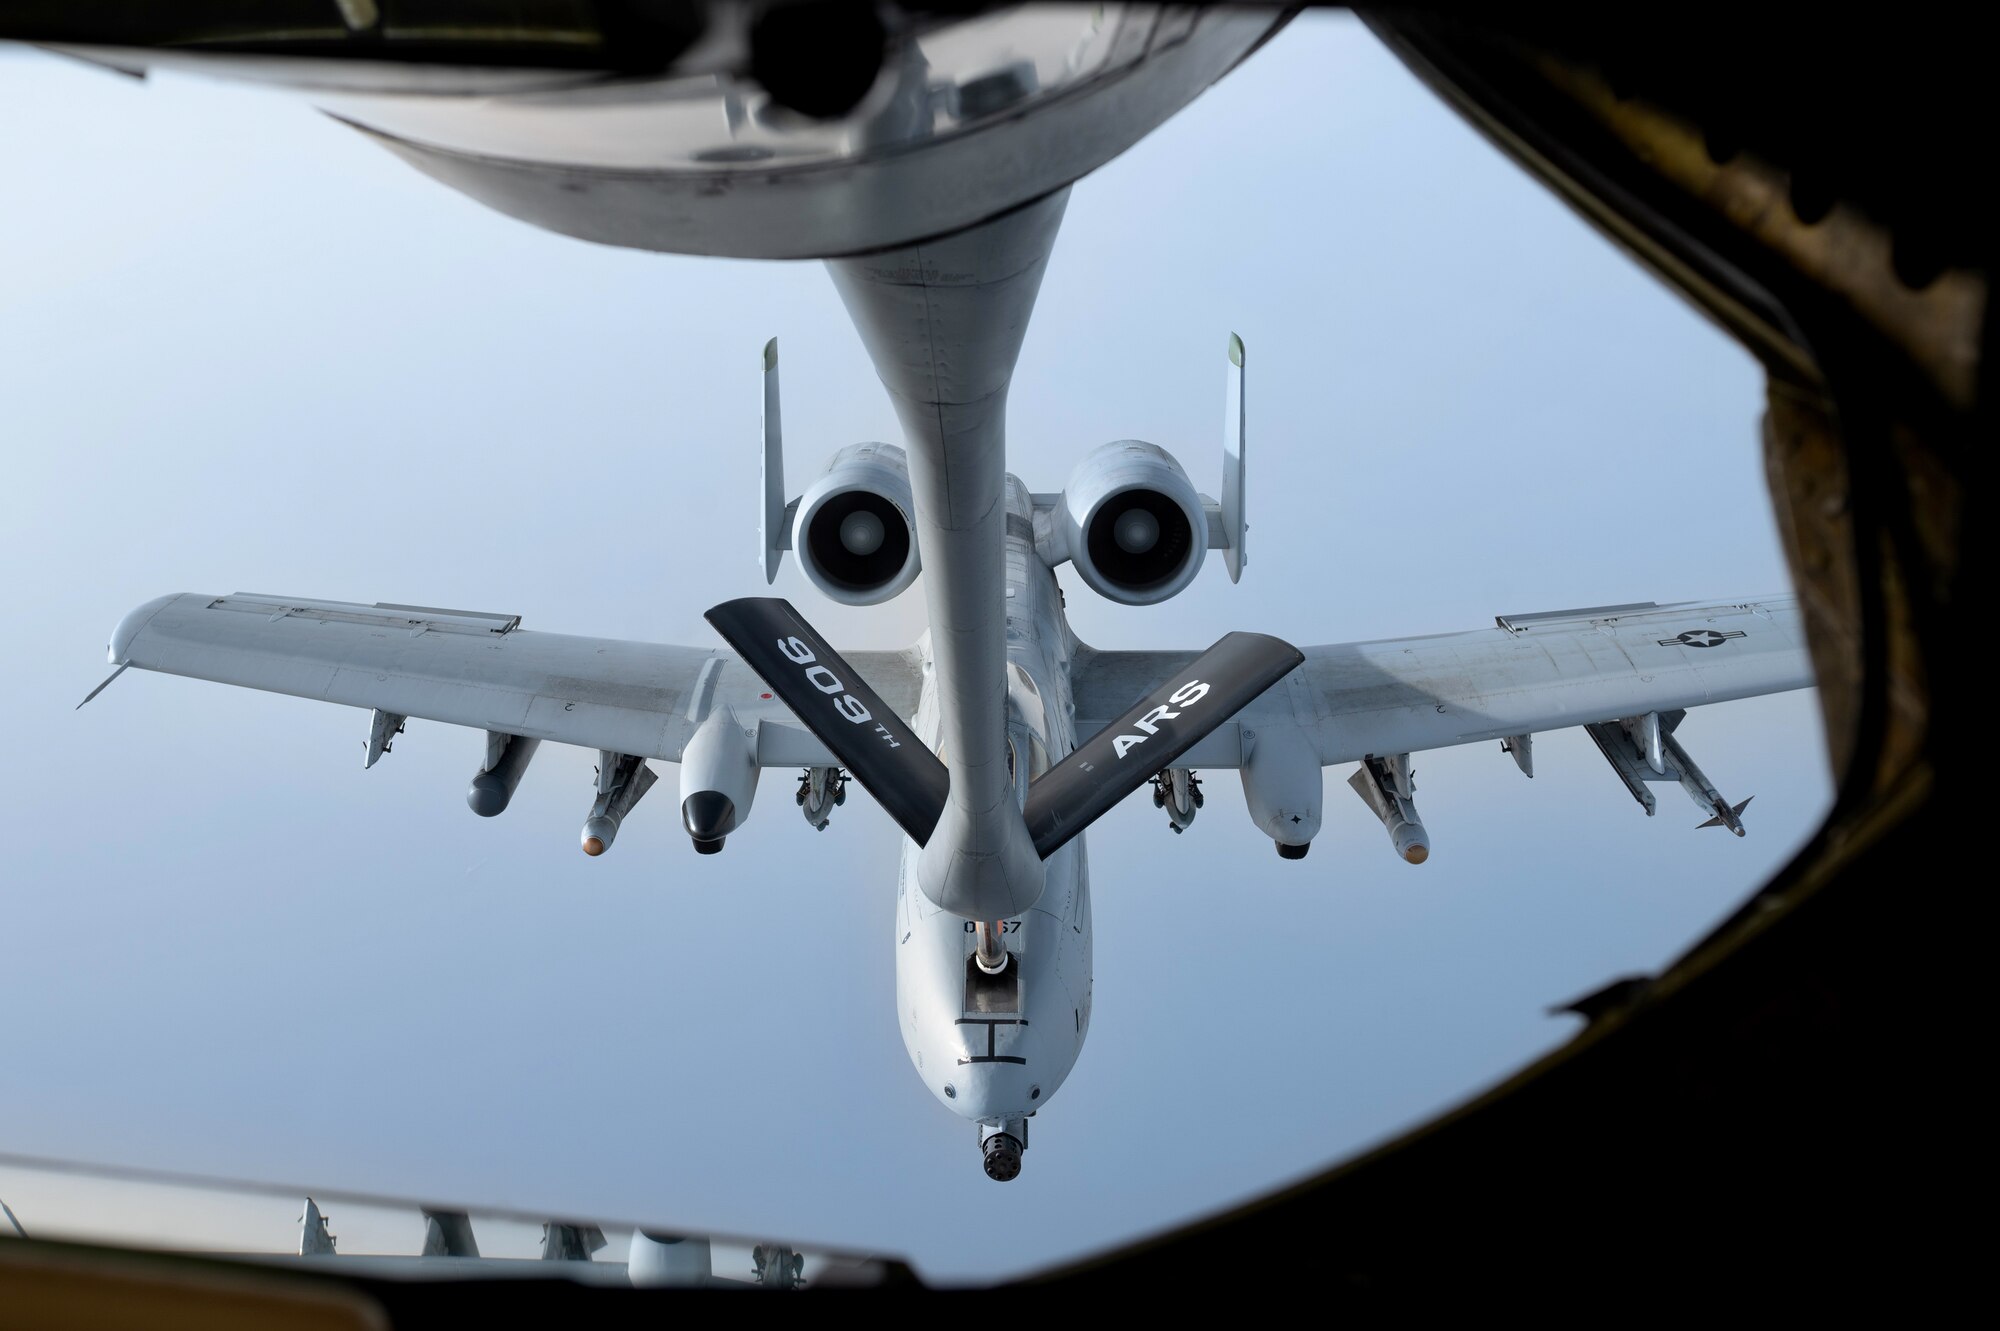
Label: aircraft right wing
xmin=1069 ymin=596 xmax=1812 ymax=850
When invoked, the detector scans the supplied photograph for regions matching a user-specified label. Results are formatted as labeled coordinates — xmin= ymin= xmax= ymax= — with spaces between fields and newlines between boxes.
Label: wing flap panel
xmin=218 ymin=594 xmax=522 ymax=635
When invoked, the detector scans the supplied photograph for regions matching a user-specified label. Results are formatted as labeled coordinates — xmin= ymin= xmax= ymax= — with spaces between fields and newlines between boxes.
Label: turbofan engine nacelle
xmin=1060 ymin=441 xmax=1207 ymax=605
xmin=792 ymin=443 xmax=921 ymax=606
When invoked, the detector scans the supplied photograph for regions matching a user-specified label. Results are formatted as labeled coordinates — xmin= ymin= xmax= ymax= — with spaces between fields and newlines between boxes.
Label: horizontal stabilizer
xmin=705 ymin=597 xmax=947 ymax=846
xmin=1221 ymin=332 xmax=1248 ymax=582
xmin=1024 ymin=631 xmax=1302 ymax=858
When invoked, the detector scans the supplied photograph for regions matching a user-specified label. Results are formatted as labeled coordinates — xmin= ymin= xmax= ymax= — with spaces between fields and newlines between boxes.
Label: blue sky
xmin=0 ymin=14 xmax=1828 ymax=1279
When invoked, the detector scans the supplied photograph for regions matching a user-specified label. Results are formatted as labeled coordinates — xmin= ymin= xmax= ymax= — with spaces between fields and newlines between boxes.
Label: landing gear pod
xmin=467 ymin=733 xmax=539 ymax=817
xmin=679 ymin=712 xmax=760 ymax=854
xmin=980 ymin=1118 xmax=1029 ymax=1183
xmin=1238 ymin=726 xmax=1320 ymax=857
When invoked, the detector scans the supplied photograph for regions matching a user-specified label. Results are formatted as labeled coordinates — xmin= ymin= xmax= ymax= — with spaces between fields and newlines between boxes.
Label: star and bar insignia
xmin=1659 ymin=628 xmax=1747 ymax=648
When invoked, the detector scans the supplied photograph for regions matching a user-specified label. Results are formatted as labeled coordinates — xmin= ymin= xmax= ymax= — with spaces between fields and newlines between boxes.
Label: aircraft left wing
xmin=1069 ymin=596 xmax=1812 ymax=850
xmin=100 ymin=593 xmax=923 ymax=769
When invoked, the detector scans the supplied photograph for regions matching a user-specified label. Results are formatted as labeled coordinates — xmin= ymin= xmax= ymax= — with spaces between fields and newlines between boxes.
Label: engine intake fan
xmin=1060 ymin=441 xmax=1208 ymax=604
xmin=792 ymin=443 xmax=920 ymax=605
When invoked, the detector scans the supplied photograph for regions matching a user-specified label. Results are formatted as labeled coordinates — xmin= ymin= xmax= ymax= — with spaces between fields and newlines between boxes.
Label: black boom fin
xmin=709 ymin=600 xmax=1299 ymax=859
xmin=1024 ymin=631 xmax=1303 ymax=858
xmin=705 ymin=597 xmax=948 ymax=845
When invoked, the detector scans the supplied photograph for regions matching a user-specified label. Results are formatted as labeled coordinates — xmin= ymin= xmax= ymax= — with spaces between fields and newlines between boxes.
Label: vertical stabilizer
xmin=1221 ymin=332 xmax=1248 ymax=582
xmin=761 ymin=338 xmax=786 ymax=584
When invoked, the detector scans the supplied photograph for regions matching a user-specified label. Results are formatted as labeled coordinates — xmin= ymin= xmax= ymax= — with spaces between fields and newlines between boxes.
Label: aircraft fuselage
xmin=895 ymin=476 xmax=1092 ymax=1146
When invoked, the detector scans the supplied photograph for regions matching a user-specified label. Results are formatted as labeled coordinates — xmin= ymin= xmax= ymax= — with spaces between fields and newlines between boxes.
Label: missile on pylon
xmin=1350 ymin=754 xmax=1431 ymax=864
xmin=581 ymin=753 xmax=658 ymax=856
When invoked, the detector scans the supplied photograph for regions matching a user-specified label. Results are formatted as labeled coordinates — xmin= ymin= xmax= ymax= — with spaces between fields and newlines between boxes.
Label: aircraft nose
xmin=941 ymin=1048 xmax=1040 ymax=1119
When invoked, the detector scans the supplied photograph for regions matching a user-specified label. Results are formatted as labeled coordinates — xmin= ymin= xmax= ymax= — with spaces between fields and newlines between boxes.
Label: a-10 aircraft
xmin=91 ymin=323 xmax=1809 ymax=1183
xmin=62 ymin=6 xmax=1810 ymax=1182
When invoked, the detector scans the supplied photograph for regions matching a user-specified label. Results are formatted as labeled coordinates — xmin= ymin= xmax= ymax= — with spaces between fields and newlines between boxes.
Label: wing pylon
xmin=1585 ymin=710 xmax=1753 ymax=835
